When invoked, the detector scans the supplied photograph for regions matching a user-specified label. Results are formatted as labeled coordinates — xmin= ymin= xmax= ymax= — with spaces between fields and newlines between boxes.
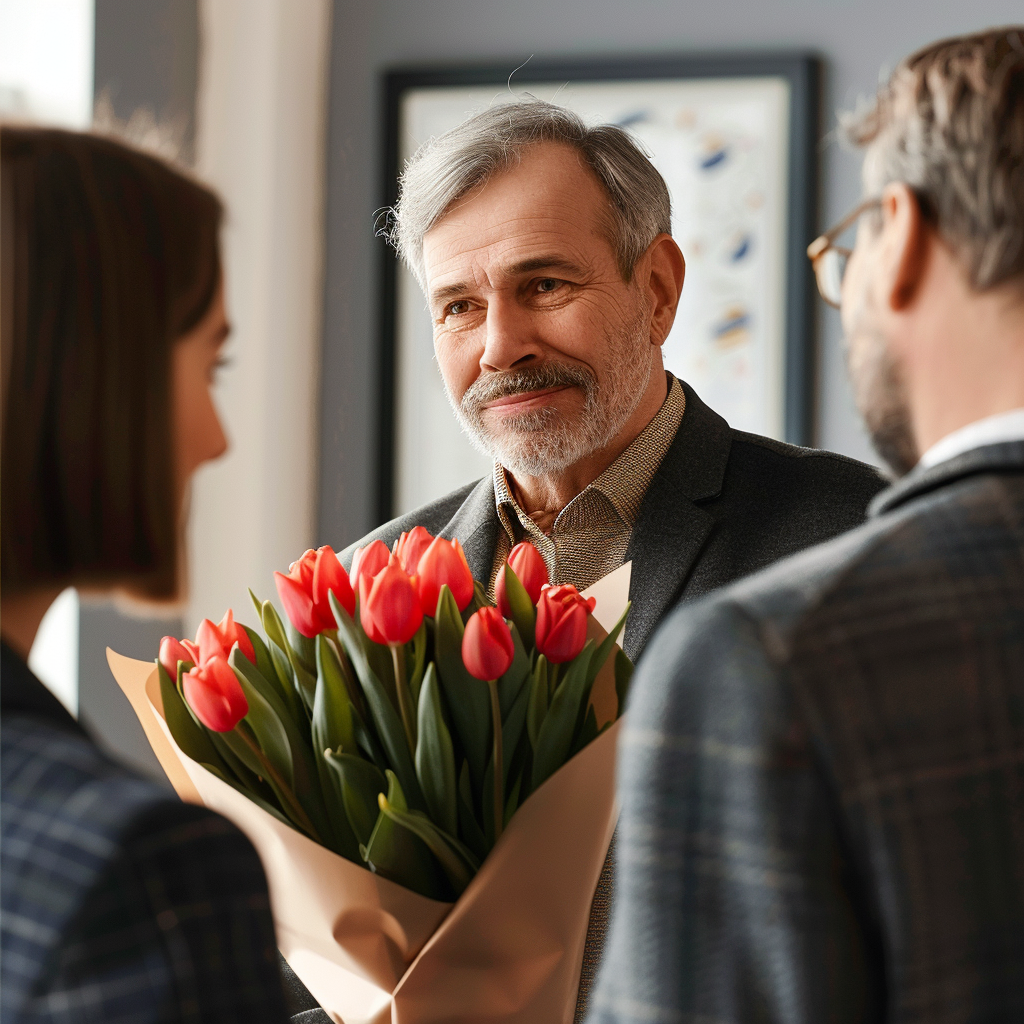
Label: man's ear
xmin=879 ymin=183 xmax=929 ymax=312
xmin=644 ymin=234 xmax=686 ymax=346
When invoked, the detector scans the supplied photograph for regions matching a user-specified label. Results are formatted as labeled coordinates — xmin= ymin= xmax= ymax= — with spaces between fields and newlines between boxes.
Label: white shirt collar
xmin=917 ymin=408 xmax=1024 ymax=470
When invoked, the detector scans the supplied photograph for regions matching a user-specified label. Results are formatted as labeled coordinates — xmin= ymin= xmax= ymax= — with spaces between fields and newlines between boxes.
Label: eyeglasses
xmin=806 ymin=198 xmax=882 ymax=308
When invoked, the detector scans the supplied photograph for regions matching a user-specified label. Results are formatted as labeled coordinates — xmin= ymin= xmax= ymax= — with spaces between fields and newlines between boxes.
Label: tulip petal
xmin=275 ymin=570 xmax=319 ymax=638
xmin=313 ymin=545 xmax=355 ymax=620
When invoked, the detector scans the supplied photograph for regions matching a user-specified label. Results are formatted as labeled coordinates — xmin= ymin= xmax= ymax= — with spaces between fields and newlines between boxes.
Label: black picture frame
xmin=377 ymin=53 xmax=821 ymax=523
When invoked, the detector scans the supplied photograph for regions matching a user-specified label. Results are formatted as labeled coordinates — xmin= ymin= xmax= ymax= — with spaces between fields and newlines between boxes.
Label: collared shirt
xmin=489 ymin=374 xmax=686 ymax=595
xmin=917 ymin=407 xmax=1024 ymax=470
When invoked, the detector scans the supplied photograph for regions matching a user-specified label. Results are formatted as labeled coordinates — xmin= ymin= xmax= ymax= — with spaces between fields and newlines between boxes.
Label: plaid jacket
xmin=1 ymin=644 xmax=295 ymax=1024
xmin=590 ymin=441 xmax=1024 ymax=1023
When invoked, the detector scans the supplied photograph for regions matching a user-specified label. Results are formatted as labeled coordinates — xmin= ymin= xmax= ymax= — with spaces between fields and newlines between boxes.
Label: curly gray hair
xmin=388 ymin=98 xmax=672 ymax=288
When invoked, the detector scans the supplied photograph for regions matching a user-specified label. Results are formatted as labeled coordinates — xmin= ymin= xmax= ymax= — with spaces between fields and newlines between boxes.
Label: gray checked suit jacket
xmin=590 ymin=440 xmax=1024 ymax=1024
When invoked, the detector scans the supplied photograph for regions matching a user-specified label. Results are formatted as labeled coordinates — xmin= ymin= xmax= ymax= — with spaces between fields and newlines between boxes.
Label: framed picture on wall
xmin=378 ymin=54 xmax=820 ymax=521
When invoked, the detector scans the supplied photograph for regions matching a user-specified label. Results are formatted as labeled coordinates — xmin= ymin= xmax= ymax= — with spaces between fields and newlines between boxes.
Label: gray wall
xmin=80 ymin=0 xmax=198 ymax=781
xmin=316 ymin=0 xmax=1024 ymax=548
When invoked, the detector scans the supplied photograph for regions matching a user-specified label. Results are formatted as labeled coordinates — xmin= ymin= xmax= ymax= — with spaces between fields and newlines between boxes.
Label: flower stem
xmin=488 ymin=678 xmax=503 ymax=843
xmin=235 ymin=724 xmax=320 ymax=842
xmin=390 ymin=644 xmax=417 ymax=755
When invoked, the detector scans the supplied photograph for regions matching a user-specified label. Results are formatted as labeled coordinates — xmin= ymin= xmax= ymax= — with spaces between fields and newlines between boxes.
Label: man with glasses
xmin=590 ymin=26 xmax=1024 ymax=1024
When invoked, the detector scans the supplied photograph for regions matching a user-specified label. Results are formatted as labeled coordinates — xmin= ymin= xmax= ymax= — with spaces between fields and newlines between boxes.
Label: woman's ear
xmin=879 ymin=183 xmax=929 ymax=312
xmin=645 ymin=234 xmax=686 ymax=347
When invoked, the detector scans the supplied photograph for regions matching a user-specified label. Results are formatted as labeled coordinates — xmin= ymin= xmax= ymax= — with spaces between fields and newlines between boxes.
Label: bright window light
xmin=2 ymin=0 xmax=92 ymax=712
xmin=0 ymin=0 xmax=95 ymax=127
xmin=29 ymin=588 xmax=80 ymax=716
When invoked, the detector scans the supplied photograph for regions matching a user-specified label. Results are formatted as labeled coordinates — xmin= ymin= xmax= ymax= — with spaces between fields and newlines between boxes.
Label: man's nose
xmin=479 ymin=298 xmax=542 ymax=372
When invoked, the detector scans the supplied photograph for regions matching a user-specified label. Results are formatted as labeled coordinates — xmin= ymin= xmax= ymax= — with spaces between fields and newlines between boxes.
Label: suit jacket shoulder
xmin=1 ymin=710 xmax=289 ymax=1023
xmin=339 ymin=478 xmax=484 ymax=569
xmin=596 ymin=443 xmax=1024 ymax=1024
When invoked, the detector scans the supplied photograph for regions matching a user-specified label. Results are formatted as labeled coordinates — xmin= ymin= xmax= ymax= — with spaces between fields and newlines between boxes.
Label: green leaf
xmin=262 ymin=600 xmax=317 ymax=712
xmin=377 ymin=798 xmax=479 ymax=897
xmin=323 ymin=748 xmax=387 ymax=847
xmin=497 ymin=620 xmax=531 ymax=717
xmin=526 ymin=656 xmax=549 ymax=749
xmin=408 ymin=622 xmax=428 ymax=711
xmin=230 ymin=655 xmax=296 ymax=787
xmin=531 ymin=641 xmax=597 ymax=790
xmin=157 ymin=660 xmax=223 ymax=770
xmin=457 ymin=760 xmax=487 ymax=862
xmin=415 ymin=664 xmax=458 ymax=836
xmin=570 ymin=703 xmax=599 ymax=758
xmin=500 ymin=668 xmax=532 ymax=780
xmin=207 ymin=728 xmax=263 ymax=792
xmin=230 ymin=649 xmax=334 ymax=845
xmin=201 ymin=761 xmax=293 ymax=829
xmin=361 ymin=771 xmax=444 ymax=900
xmin=287 ymin=621 xmax=317 ymax=675
xmin=501 ymin=563 xmax=537 ymax=649
xmin=614 ymin=647 xmax=634 ymax=718
xmin=313 ymin=635 xmax=356 ymax=754
xmin=434 ymin=585 xmax=491 ymax=794
xmin=330 ymin=593 xmax=427 ymax=813
xmin=503 ymin=772 xmax=522 ymax=828
xmin=242 ymin=625 xmax=301 ymax=721
xmin=311 ymin=637 xmax=361 ymax=859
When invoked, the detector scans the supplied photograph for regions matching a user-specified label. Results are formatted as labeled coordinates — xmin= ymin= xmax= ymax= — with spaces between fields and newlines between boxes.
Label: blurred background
xmin=2 ymin=0 xmax=1019 ymax=779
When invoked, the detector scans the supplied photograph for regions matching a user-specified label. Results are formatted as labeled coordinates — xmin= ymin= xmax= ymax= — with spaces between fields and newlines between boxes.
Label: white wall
xmin=188 ymin=0 xmax=332 ymax=632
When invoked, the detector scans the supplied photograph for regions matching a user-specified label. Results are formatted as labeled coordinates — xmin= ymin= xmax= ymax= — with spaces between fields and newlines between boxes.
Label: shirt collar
xmin=493 ymin=373 xmax=686 ymax=536
xmin=917 ymin=407 xmax=1024 ymax=471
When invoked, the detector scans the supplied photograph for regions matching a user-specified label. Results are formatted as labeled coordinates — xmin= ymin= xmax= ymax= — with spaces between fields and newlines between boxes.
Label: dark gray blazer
xmin=342 ymin=382 xmax=886 ymax=662
xmin=591 ymin=441 xmax=1024 ymax=1024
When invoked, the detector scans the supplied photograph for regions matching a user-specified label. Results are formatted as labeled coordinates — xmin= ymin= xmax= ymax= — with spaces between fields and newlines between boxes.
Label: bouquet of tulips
xmin=155 ymin=528 xmax=631 ymax=902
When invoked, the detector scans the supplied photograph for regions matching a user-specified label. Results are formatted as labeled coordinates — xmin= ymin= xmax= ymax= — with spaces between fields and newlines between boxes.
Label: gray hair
xmin=388 ymin=98 xmax=672 ymax=288
xmin=842 ymin=26 xmax=1024 ymax=291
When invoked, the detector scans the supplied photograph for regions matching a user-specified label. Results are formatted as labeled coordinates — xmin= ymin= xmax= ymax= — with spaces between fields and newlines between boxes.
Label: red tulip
xmin=275 ymin=545 xmax=355 ymax=637
xmin=350 ymin=539 xmax=390 ymax=588
xmin=462 ymin=607 xmax=515 ymax=681
xmin=534 ymin=584 xmax=596 ymax=664
xmin=159 ymin=636 xmax=195 ymax=681
xmin=182 ymin=655 xmax=249 ymax=732
xmin=416 ymin=537 xmax=474 ymax=615
xmin=495 ymin=541 xmax=549 ymax=617
xmin=394 ymin=526 xmax=434 ymax=576
xmin=195 ymin=609 xmax=256 ymax=666
xmin=359 ymin=554 xmax=423 ymax=646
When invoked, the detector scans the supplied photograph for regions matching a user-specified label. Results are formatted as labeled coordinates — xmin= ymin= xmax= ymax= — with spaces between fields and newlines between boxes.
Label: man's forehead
xmin=422 ymin=143 xmax=614 ymax=294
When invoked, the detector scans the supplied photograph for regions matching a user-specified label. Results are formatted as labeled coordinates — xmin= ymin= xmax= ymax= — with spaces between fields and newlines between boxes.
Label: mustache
xmin=460 ymin=363 xmax=597 ymax=413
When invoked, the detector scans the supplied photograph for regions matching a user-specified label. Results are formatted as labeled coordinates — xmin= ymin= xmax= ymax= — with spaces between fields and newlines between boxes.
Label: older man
xmin=339 ymin=99 xmax=882 ymax=1013
xmin=592 ymin=27 xmax=1024 ymax=1024
xmin=348 ymin=101 xmax=881 ymax=654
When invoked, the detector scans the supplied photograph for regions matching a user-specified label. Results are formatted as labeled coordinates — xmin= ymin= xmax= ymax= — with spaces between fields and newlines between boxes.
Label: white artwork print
xmin=393 ymin=77 xmax=791 ymax=516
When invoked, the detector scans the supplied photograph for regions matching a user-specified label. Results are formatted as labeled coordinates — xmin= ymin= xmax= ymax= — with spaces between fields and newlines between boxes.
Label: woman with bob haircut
xmin=0 ymin=126 xmax=294 ymax=1023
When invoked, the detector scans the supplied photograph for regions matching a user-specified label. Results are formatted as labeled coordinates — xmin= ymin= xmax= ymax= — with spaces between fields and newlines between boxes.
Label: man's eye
xmin=537 ymin=279 xmax=560 ymax=293
xmin=446 ymin=301 xmax=471 ymax=317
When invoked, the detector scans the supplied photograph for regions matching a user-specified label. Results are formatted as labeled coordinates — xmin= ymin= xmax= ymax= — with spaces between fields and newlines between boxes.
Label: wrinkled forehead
xmin=421 ymin=143 xmax=617 ymax=290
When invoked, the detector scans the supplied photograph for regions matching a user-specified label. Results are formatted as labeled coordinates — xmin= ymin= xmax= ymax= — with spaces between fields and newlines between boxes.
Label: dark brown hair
xmin=1 ymin=126 xmax=223 ymax=600
xmin=843 ymin=26 xmax=1024 ymax=291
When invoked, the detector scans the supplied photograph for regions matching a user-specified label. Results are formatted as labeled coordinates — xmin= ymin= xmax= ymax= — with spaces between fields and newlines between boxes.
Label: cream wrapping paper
xmin=108 ymin=562 xmax=631 ymax=1024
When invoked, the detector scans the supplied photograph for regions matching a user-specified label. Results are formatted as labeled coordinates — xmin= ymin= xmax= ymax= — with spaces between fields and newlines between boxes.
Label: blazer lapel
xmin=438 ymin=476 xmax=502 ymax=583
xmin=623 ymin=384 xmax=732 ymax=660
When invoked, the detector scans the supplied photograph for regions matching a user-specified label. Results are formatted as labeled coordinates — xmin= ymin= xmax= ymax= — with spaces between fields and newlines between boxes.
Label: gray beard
xmin=447 ymin=313 xmax=653 ymax=477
